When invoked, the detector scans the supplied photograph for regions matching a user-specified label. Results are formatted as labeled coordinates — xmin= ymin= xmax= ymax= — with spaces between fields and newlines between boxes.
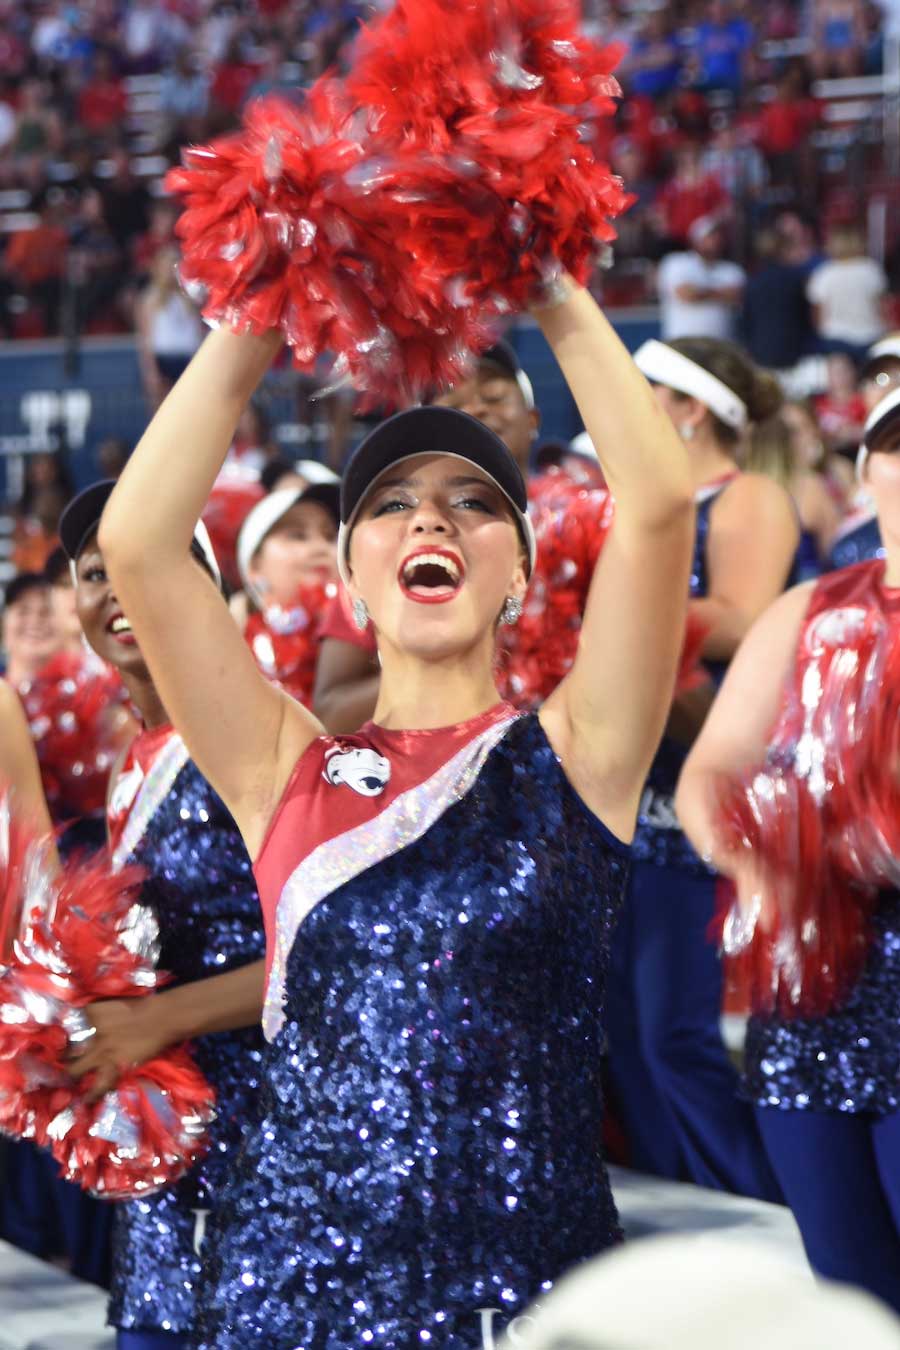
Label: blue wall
xmin=0 ymin=310 xmax=660 ymax=500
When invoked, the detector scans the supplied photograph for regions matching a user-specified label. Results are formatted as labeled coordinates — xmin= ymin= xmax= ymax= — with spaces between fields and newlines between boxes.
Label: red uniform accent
xmin=15 ymin=650 xmax=132 ymax=822
xmin=243 ymin=582 xmax=336 ymax=706
xmin=715 ymin=559 xmax=900 ymax=1015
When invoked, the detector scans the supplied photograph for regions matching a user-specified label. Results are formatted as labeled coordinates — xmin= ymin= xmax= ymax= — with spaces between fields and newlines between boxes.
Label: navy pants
xmin=606 ymin=860 xmax=782 ymax=1202
xmin=0 ymin=1139 xmax=111 ymax=1286
xmin=755 ymin=1107 xmax=900 ymax=1315
xmin=117 ymin=1334 xmax=188 ymax=1349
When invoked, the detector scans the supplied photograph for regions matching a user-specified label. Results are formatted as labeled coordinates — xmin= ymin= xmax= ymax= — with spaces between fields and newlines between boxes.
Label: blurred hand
xmin=67 ymin=996 xmax=174 ymax=1103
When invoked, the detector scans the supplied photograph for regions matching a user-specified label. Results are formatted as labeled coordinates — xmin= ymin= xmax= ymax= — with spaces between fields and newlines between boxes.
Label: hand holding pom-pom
xmin=0 ymin=809 xmax=215 ymax=1197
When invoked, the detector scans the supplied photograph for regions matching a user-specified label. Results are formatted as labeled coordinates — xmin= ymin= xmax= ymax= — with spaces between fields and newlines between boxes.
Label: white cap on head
xmin=237 ymin=483 xmax=340 ymax=602
xmin=862 ymin=383 xmax=900 ymax=453
xmin=294 ymin=460 xmax=341 ymax=486
xmin=688 ymin=213 xmax=723 ymax=246
xmin=568 ymin=430 xmax=599 ymax=461
xmin=634 ymin=339 xmax=748 ymax=431
xmin=864 ymin=334 xmax=900 ymax=369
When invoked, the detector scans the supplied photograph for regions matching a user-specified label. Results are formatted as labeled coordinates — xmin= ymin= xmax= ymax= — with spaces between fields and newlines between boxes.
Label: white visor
xmin=634 ymin=339 xmax=748 ymax=431
xmin=863 ymin=384 xmax=900 ymax=451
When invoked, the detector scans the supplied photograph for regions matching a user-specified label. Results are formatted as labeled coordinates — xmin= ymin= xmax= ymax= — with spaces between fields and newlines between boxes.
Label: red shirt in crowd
xmin=78 ymin=79 xmax=128 ymax=132
xmin=655 ymin=174 xmax=729 ymax=244
xmin=756 ymin=96 xmax=820 ymax=156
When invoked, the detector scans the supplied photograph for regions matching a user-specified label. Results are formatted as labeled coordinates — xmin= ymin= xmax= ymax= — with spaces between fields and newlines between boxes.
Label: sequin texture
xmin=745 ymin=892 xmax=900 ymax=1113
xmin=193 ymin=716 xmax=629 ymax=1349
xmin=108 ymin=756 xmax=266 ymax=1335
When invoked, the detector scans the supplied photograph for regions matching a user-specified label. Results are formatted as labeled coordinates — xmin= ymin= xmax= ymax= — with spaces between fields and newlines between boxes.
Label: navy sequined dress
xmin=106 ymin=727 xmax=266 ymax=1336
xmin=193 ymin=709 xmax=630 ymax=1349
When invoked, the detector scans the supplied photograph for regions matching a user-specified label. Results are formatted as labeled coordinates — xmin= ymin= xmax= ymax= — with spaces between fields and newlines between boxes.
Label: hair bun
xmin=747 ymin=369 xmax=784 ymax=424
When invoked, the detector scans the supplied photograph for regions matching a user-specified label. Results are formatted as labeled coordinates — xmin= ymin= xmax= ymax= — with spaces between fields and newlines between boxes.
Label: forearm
xmin=100 ymin=327 xmax=282 ymax=570
xmin=675 ymin=767 xmax=740 ymax=877
xmin=314 ymin=672 xmax=380 ymax=735
xmin=533 ymin=281 xmax=691 ymax=523
xmin=690 ymin=596 xmax=752 ymax=662
xmin=154 ymin=959 xmax=265 ymax=1044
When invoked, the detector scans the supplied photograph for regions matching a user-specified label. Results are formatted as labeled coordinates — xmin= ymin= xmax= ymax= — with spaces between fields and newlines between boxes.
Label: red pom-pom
xmin=166 ymin=0 xmax=630 ymax=403
xmin=675 ymin=609 xmax=711 ymax=696
xmin=0 ymin=812 xmax=215 ymax=1197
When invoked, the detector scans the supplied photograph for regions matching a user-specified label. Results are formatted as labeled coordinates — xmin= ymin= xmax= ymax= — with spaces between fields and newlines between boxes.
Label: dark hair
xmin=666 ymin=337 xmax=783 ymax=449
xmin=43 ymin=546 xmax=71 ymax=586
xmin=4 ymin=572 xmax=51 ymax=609
xmin=260 ymin=456 xmax=298 ymax=493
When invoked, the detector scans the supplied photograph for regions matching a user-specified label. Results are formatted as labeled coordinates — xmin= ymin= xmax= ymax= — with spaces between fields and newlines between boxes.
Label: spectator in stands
xmin=68 ymin=186 xmax=123 ymax=333
xmin=99 ymin=146 xmax=151 ymax=250
xmin=245 ymin=36 xmax=299 ymax=104
xmin=756 ymin=64 xmax=820 ymax=191
xmin=814 ymin=351 xmax=869 ymax=452
xmin=782 ymin=398 xmax=854 ymax=507
xmin=700 ymin=115 xmax=768 ymax=204
xmin=10 ymin=79 xmax=63 ymax=162
xmin=11 ymin=451 xmax=73 ymax=574
xmin=621 ymin=10 xmax=682 ymax=100
xmin=76 ymin=49 xmax=128 ymax=137
xmin=807 ymin=224 xmax=889 ymax=360
xmin=686 ymin=0 xmax=754 ymax=95
xmin=158 ymin=46 xmax=210 ymax=134
xmin=210 ymin=33 xmax=261 ymax=118
xmin=122 ymin=0 xmax=187 ymax=74
xmin=96 ymin=436 xmax=131 ymax=480
xmin=743 ymin=412 xmax=840 ymax=574
xmin=774 ymin=208 xmax=824 ymax=271
xmin=1 ymin=194 xmax=68 ymax=335
xmin=811 ymin=0 xmax=867 ymax=77
xmin=739 ymin=228 xmax=815 ymax=369
xmin=653 ymin=143 xmax=731 ymax=249
xmin=131 ymin=198 xmax=178 ymax=281
xmin=0 ymin=573 xmax=61 ymax=685
xmin=656 ymin=215 xmax=746 ymax=340
xmin=136 ymin=244 xmax=205 ymax=407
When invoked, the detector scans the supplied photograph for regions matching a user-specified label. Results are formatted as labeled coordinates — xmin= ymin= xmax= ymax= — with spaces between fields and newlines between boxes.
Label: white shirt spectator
xmin=807 ymin=256 xmax=888 ymax=346
xmin=657 ymin=250 xmax=746 ymax=339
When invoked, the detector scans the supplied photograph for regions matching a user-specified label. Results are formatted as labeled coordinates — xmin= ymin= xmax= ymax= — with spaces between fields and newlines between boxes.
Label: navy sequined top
xmin=193 ymin=712 xmax=630 ymax=1350
xmin=106 ymin=730 xmax=266 ymax=1335
xmin=826 ymin=513 xmax=884 ymax=572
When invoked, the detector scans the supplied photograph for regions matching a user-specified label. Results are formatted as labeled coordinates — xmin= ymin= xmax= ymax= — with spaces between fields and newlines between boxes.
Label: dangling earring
xmin=680 ymin=423 xmax=696 ymax=442
xmin=352 ymin=597 xmax=370 ymax=632
xmin=501 ymin=596 xmax=523 ymax=626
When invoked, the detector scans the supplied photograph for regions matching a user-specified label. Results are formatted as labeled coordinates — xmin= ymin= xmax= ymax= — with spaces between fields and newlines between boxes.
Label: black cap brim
xmin=60 ymin=479 xmax=219 ymax=582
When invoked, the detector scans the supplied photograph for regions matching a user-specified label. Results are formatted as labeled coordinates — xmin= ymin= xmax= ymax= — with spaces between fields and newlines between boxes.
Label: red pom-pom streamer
xmin=0 ymin=804 xmax=215 ymax=1197
xmin=711 ymin=570 xmax=898 ymax=1017
xmin=165 ymin=0 xmax=630 ymax=404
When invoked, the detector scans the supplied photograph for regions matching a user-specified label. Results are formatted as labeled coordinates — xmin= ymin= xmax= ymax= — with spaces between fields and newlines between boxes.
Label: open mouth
xmin=106 ymin=612 xmax=137 ymax=645
xmin=398 ymin=548 xmax=465 ymax=605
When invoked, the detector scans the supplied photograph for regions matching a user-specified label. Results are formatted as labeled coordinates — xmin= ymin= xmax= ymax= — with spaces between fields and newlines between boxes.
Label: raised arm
xmin=537 ymin=281 xmax=694 ymax=841
xmin=98 ymin=328 xmax=323 ymax=859
xmin=691 ymin=473 xmax=800 ymax=662
xmin=675 ymin=582 xmax=812 ymax=875
xmin=0 ymin=682 xmax=54 ymax=842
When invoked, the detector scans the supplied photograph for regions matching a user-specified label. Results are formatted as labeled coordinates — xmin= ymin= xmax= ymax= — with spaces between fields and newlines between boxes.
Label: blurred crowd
xmin=0 ymin=0 xmax=897 ymax=345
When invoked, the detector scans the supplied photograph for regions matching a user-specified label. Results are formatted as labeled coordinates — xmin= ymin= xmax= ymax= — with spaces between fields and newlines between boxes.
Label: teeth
xmin=402 ymin=553 xmax=461 ymax=585
xmin=111 ymin=617 xmax=132 ymax=634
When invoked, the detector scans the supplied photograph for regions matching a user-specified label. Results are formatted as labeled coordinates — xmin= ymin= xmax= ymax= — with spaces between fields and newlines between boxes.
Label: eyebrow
xmin=371 ymin=473 xmax=496 ymax=492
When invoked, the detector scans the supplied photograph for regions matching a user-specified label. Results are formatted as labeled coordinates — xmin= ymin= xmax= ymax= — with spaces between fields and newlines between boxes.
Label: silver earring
xmin=352 ymin=597 xmax=370 ymax=631
xmin=680 ymin=423 xmax=696 ymax=442
xmin=501 ymin=596 xmax=523 ymax=626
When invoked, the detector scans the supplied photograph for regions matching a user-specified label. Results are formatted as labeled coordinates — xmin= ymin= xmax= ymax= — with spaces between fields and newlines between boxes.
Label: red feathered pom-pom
xmin=675 ymin=609 xmax=711 ymax=696
xmin=0 ymin=811 xmax=215 ymax=1197
xmin=166 ymin=0 xmax=630 ymax=404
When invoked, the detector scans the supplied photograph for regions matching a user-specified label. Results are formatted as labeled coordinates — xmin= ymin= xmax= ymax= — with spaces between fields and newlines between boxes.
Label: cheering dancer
xmin=95 ymin=276 xmax=692 ymax=1347
xmin=676 ymin=388 xmax=900 ymax=1313
xmin=57 ymin=483 xmax=267 ymax=1350
xmin=604 ymin=337 xmax=798 ymax=1197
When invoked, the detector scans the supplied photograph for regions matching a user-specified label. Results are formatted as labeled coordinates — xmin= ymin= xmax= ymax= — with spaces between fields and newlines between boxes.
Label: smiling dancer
xmin=56 ymin=482 xmax=267 ymax=1350
xmin=95 ymin=278 xmax=693 ymax=1348
xmin=676 ymin=387 xmax=900 ymax=1313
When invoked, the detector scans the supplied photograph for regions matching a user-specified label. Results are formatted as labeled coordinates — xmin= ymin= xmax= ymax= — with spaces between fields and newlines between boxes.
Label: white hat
xmin=294 ymin=460 xmax=341 ymax=486
xmin=500 ymin=1234 xmax=900 ymax=1350
xmin=862 ymin=383 xmax=900 ymax=455
xmin=568 ymin=430 xmax=599 ymax=461
xmin=237 ymin=484 xmax=340 ymax=599
xmin=863 ymin=334 xmax=900 ymax=371
xmin=635 ymin=339 xmax=748 ymax=430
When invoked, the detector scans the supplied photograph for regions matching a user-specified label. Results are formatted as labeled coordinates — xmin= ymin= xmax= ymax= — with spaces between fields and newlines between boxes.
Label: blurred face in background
xmin=2 ymin=583 xmax=61 ymax=680
xmin=437 ymin=368 xmax=538 ymax=472
xmin=782 ymin=402 xmax=825 ymax=471
xmin=248 ymin=501 xmax=338 ymax=606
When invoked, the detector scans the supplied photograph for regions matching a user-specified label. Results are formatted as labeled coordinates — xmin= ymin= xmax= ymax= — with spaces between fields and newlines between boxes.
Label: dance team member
xmin=313 ymin=341 xmax=614 ymax=731
xmin=604 ymin=337 xmax=797 ymax=1197
xmin=95 ymin=277 xmax=693 ymax=1347
xmin=59 ymin=483 xmax=267 ymax=1350
xmin=235 ymin=482 xmax=339 ymax=706
xmin=676 ymin=387 xmax=900 ymax=1313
